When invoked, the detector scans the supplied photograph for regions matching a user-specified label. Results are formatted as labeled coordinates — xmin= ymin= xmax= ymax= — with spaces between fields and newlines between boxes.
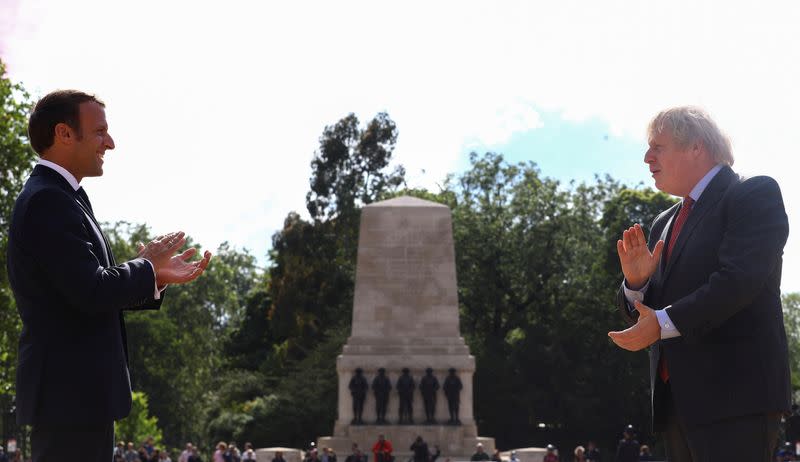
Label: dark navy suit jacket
xmin=7 ymin=164 xmax=162 ymax=425
xmin=617 ymin=166 xmax=791 ymax=430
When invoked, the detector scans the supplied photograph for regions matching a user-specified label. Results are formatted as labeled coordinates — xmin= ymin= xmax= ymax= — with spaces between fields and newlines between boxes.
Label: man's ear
xmin=690 ymin=140 xmax=706 ymax=159
xmin=54 ymin=122 xmax=75 ymax=145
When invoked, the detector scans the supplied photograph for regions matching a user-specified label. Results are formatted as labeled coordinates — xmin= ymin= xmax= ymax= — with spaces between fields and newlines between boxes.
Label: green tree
xmin=0 ymin=59 xmax=34 ymax=438
xmin=269 ymin=112 xmax=405 ymax=359
xmin=115 ymin=391 xmax=164 ymax=447
xmin=207 ymin=112 xmax=406 ymax=445
xmin=102 ymin=222 xmax=260 ymax=449
xmin=783 ymin=293 xmax=800 ymax=392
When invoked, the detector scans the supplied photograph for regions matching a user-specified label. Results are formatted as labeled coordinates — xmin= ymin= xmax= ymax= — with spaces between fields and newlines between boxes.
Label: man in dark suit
xmin=7 ymin=90 xmax=212 ymax=461
xmin=609 ymin=106 xmax=790 ymax=461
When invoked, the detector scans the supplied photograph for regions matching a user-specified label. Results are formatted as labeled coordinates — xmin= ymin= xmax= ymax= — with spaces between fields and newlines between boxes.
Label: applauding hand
xmin=616 ymin=223 xmax=664 ymax=289
xmin=608 ymin=300 xmax=660 ymax=351
xmin=138 ymin=232 xmax=212 ymax=285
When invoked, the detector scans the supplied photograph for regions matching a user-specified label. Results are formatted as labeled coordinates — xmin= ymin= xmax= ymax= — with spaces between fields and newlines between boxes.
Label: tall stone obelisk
xmin=318 ymin=196 xmax=494 ymax=457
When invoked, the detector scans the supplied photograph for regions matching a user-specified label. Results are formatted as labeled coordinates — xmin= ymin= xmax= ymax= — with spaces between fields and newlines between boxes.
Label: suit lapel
xmin=662 ymin=166 xmax=736 ymax=281
xmin=74 ymin=190 xmax=116 ymax=266
xmin=32 ymin=166 xmax=116 ymax=267
xmin=656 ymin=202 xmax=680 ymax=279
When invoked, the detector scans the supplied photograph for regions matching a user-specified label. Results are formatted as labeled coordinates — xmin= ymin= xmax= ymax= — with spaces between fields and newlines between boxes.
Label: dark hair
xmin=28 ymin=89 xmax=105 ymax=155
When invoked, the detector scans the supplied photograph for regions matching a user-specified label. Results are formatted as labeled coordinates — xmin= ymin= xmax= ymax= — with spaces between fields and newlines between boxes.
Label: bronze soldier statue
xmin=396 ymin=368 xmax=416 ymax=424
xmin=349 ymin=368 xmax=368 ymax=424
xmin=443 ymin=368 xmax=462 ymax=424
xmin=372 ymin=368 xmax=392 ymax=424
xmin=419 ymin=368 xmax=440 ymax=424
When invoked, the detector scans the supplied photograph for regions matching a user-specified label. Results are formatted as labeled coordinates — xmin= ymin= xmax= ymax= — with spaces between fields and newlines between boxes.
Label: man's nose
xmin=106 ymin=134 xmax=115 ymax=150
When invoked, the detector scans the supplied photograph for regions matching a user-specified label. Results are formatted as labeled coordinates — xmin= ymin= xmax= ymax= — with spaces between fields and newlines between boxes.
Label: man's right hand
xmin=616 ymin=223 xmax=664 ymax=289
xmin=137 ymin=231 xmax=212 ymax=285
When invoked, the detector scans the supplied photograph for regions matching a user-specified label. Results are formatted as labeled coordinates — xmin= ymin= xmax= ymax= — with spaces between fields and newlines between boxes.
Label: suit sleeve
xmin=20 ymin=188 xmax=158 ymax=314
xmin=615 ymin=209 xmax=672 ymax=326
xmin=666 ymin=176 xmax=789 ymax=340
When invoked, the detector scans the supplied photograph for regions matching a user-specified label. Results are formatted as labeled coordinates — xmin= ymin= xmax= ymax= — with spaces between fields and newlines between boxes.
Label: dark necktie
xmin=659 ymin=196 xmax=694 ymax=382
xmin=76 ymin=186 xmax=93 ymax=214
xmin=664 ymin=196 xmax=695 ymax=262
xmin=75 ymin=187 xmax=114 ymax=266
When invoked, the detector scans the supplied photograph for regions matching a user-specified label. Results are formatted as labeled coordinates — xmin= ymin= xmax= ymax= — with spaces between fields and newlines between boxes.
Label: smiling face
xmin=69 ymin=101 xmax=114 ymax=182
xmin=645 ymin=129 xmax=708 ymax=197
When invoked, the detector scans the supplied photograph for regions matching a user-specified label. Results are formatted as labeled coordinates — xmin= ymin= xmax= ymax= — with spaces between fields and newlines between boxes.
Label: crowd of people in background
xmin=111 ymin=439 xmax=257 ymax=462
xmin=7 ymin=410 xmax=800 ymax=462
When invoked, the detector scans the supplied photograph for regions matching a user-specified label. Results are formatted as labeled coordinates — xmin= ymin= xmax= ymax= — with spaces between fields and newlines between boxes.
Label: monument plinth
xmin=318 ymin=196 xmax=495 ymax=457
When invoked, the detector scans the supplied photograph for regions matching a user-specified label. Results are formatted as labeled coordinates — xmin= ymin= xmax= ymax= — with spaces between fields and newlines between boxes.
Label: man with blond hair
xmin=609 ymin=106 xmax=790 ymax=461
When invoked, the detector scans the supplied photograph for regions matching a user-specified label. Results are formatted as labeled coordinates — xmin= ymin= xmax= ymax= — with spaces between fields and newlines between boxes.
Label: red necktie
xmin=659 ymin=196 xmax=694 ymax=382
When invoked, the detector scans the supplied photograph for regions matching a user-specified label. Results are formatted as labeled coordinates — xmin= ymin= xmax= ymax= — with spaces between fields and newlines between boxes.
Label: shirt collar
xmin=688 ymin=164 xmax=723 ymax=202
xmin=37 ymin=158 xmax=80 ymax=191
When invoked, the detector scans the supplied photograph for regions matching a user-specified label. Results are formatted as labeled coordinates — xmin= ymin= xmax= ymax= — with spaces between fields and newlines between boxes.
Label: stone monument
xmin=318 ymin=196 xmax=495 ymax=458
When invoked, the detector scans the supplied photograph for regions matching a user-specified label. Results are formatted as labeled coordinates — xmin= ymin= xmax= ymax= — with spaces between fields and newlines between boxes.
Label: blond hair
xmin=647 ymin=106 xmax=734 ymax=166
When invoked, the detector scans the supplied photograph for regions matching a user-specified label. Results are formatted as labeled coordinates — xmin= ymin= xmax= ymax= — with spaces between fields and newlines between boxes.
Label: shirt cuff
xmin=656 ymin=306 xmax=681 ymax=339
xmin=623 ymin=279 xmax=650 ymax=305
xmin=143 ymin=259 xmax=165 ymax=300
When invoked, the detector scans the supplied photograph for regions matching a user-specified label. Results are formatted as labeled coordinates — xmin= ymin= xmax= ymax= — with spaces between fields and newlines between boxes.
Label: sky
xmin=1 ymin=0 xmax=799 ymax=293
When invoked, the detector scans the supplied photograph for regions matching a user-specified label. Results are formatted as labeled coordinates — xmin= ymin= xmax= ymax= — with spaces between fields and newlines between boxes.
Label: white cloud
xmin=3 ymin=0 xmax=800 ymax=291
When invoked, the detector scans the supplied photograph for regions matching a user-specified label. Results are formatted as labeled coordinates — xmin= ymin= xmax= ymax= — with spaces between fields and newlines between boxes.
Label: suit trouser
xmin=659 ymin=382 xmax=780 ymax=462
xmin=32 ymin=422 xmax=114 ymax=462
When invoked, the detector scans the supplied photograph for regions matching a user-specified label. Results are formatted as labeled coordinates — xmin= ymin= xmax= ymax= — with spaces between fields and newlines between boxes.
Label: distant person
xmin=411 ymin=436 xmax=429 ymax=462
xmin=543 ymin=445 xmax=558 ymax=462
xmin=114 ymin=443 xmax=126 ymax=460
xmin=241 ymin=443 xmax=256 ymax=461
xmin=637 ymin=445 xmax=654 ymax=462
xmin=345 ymin=446 xmax=366 ymax=462
xmin=574 ymin=446 xmax=586 ymax=462
xmin=470 ymin=443 xmax=489 ymax=462
xmin=491 ymin=450 xmax=501 ymax=462
xmin=306 ymin=449 xmax=321 ymax=462
xmin=188 ymin=447 xmax=203 ymax=462
xmin=273 ymin=451 xmax=286 ymax=462
xmin=214 ymin=442 xmax=228 ymax=462
xmin=372 ymin=434 xmax=393 ymax=462
xmin=180 ymin=444 xmax=195 ymax=462
xmin=227 ymin=443 xmax=241 ymax=462
xmin=610 ymin=106 xmax=789 ymax=461
xmin=126 ymin=443 xmax=139 ymax=462
xmin=585 ymin=442 xmax=602 ymax=462
xmin=322 ymin=447 xmax=337 ymax=462
xmin=509 ymin=451 xmax=520 ymax=462
xmin=614 ymin=425 xmax=639 ymax=462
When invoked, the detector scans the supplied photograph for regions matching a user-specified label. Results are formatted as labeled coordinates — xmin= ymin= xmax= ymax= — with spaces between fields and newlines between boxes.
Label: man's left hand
xmin=608 ymin=301 xmax=660 ymax=351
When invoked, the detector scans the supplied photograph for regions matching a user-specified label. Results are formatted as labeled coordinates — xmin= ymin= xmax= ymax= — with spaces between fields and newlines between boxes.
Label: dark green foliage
xmin=0 ymin=59 xmax=34 ymax=439
xmin=307 ymin=112 xmax=405 ymax=223
xmin=102 ymin=222 xmax=261 ymax=450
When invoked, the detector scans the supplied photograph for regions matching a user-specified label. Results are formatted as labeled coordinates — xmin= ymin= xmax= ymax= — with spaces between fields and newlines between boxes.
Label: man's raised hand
xmin=137 ymin=231 xmax=212 ymax=285
xmin=617 ymin=223 xmax=664 ymax=290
